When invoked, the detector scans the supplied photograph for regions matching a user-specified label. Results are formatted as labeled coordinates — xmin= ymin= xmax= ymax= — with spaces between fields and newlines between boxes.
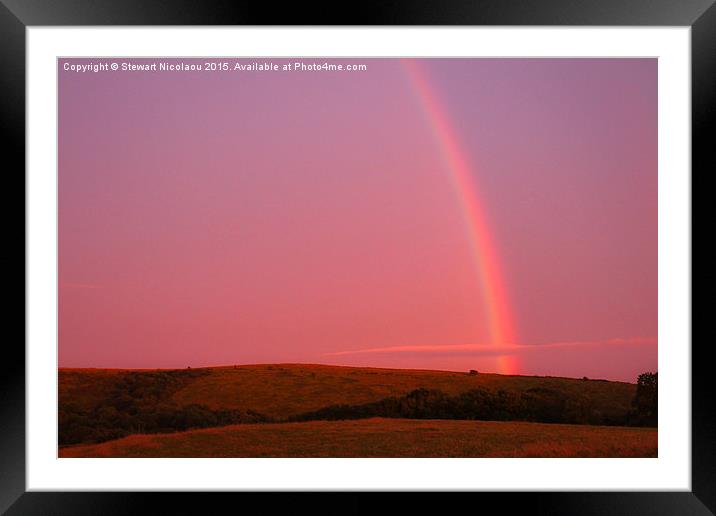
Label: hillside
xmin=61 ymin=363 xmax=636 ymax=419
xmin=59 ymin=363 xmax=640 ymax=448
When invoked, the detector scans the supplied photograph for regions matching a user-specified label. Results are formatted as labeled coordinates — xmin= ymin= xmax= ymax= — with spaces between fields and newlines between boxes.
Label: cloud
xmin=323 ymin=337 xmax=656 ymax=358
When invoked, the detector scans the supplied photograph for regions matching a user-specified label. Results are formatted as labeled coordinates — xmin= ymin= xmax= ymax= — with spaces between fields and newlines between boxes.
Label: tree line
xmin=290 ymin=372 xmax=658 ymax=427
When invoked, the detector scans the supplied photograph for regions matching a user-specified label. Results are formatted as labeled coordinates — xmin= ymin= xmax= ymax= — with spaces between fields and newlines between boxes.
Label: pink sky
xmin=58 ymin=58 xmax=657 ymax=382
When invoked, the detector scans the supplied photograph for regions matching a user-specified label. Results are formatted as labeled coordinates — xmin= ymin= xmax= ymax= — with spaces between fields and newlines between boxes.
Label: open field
xmin=60 ymin=363 xmax=636 ymax=419
xmin=59 ymin=418 xmax=657 ymax=458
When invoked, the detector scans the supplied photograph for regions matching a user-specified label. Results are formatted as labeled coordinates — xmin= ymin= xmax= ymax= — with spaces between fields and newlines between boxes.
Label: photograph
xmin=57 ymin=56 xmax=658 ymax=459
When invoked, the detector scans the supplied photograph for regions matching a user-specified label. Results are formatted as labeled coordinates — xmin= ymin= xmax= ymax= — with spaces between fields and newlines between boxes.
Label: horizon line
xmin=57 ymin=360 xmax=654 ymax=384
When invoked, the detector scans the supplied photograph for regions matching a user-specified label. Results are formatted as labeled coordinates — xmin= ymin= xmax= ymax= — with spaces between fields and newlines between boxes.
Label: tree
xmin=631 ymin=372 xmax=658 ymax=426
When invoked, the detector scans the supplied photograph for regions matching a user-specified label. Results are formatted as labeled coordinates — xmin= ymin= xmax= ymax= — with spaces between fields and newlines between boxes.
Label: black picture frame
xmin=3 ymin=1 xmax=710 ymax=514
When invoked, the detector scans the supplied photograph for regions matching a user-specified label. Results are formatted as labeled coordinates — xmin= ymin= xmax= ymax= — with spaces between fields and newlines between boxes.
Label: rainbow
xmin=403 ymin=59 xmax=520 ymax=375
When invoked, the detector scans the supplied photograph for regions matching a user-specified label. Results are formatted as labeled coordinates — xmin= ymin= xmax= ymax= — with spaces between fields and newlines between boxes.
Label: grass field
xmin=60 ymin=363 xmax=636 ymax=419
xmin=59 ymin=417 xmax=657 ymax=458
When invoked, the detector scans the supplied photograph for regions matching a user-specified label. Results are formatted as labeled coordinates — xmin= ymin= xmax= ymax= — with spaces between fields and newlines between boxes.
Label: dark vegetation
xmin=59 ymin=369 xmax=268 ymax=445
xmin=629 ymin=372 xmax=658 ymax=426
xmin=59 ymin=368 xmax=657 ymax=447
xmin=290 ymin=386 xmax=632 ymax=426
xmin=290 ymin=373 xmax=658 ymax=428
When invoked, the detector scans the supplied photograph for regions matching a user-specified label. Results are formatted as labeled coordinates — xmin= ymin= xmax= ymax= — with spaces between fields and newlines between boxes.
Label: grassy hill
xmin=59 ymin=418 xmax=657 ymax=458
xmin=61 ymin=363 xmax=636 ymax=420
xmin=59 ymin=363 xmax=642 ymax=451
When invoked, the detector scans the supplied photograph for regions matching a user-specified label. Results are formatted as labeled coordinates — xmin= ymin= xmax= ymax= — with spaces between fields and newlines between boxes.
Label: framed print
xmin=4 ymin=0 xmax=711 ymax=513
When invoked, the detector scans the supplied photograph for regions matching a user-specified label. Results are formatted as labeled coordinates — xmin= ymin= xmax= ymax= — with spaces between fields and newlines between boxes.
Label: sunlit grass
xmin=59 ymin=418 xmax=657 ymax=458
